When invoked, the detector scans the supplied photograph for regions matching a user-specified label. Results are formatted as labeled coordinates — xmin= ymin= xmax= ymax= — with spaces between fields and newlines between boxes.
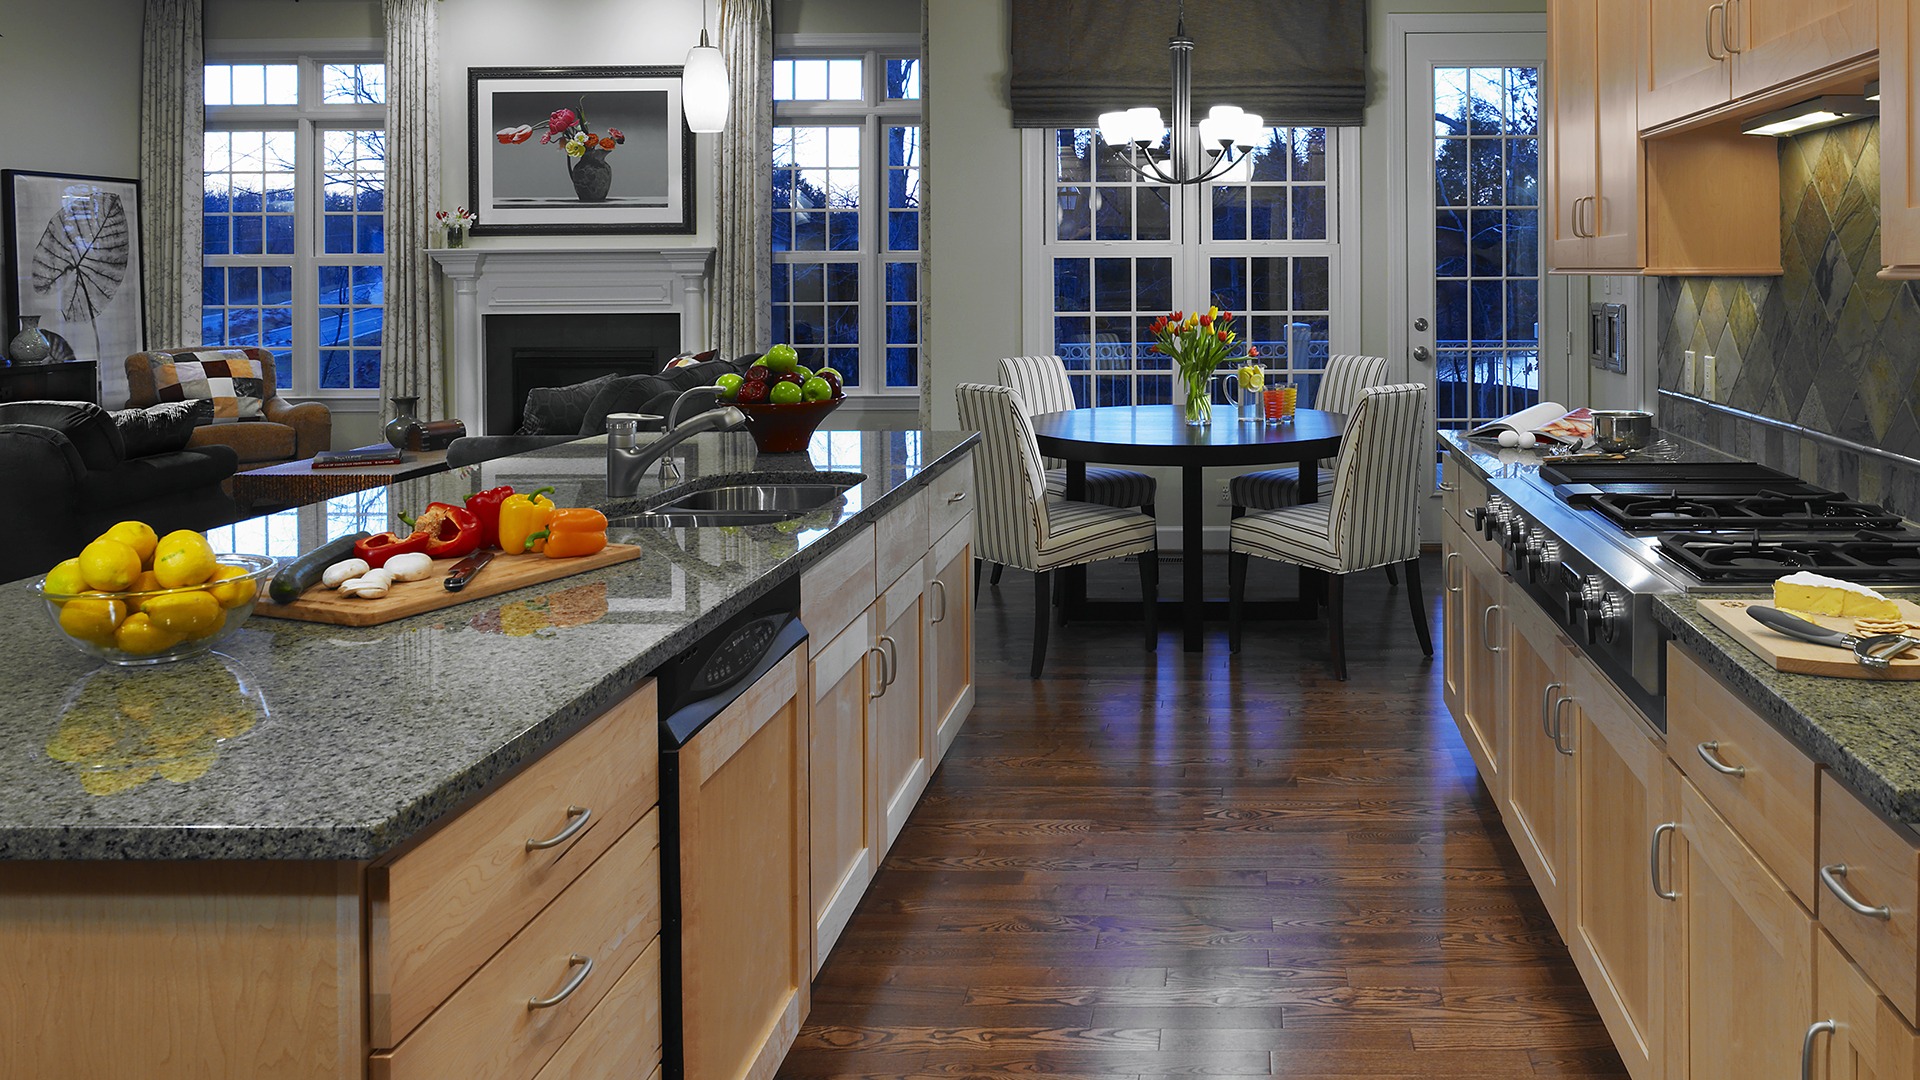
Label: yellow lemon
xmin=100 ymin=521 xmax=159 ymax=566
xmin=43 ymin=557 xmax=87 ymax=598
xmin=152 ymin=530 xmax=216 ymax=588
xmin=59 ymin=597 xmax=126 ymax=646
xmin=181 ymin=605 xmax=227 ymax=641
xmin=206 ymin=565 xmax=256 ymax=609
xmin=113 ymin=613 xmax=186 ymax=655
xmin=143 ymin=589 xmax=222 ymax=637
xmin=78 ymin=539 xmax=142 ymax=592
xmin=122 ymin=570 xmax=164 ymax=613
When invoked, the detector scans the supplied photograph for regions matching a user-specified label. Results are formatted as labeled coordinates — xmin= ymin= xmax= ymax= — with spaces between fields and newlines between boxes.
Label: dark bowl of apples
xmin=733 ymin=397 xmax=845 ymax=453
xmin=726 ymin=348 xmax=849 ymax=453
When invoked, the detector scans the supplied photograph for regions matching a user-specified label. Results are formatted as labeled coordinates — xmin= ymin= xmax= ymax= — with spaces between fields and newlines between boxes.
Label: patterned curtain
xmin=138 ymin=0 xmax=204 ymax=394
xmin=711 ymin=0 xmax=772 ymax=360
xmin=918 ymin=0 xmax=933 ymax=427
xmin=382 ymin=0 xmax=444 ymax=422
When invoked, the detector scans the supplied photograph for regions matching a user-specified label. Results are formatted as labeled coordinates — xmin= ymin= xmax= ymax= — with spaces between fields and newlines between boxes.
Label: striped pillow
xmin=146 ymin=350 xmax=266 ymax=424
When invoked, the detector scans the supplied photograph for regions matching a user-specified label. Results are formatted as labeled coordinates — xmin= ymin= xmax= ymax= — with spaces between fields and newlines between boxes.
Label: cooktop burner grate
xmin=1656 ymin=531 xmax=1920 ymax=583
xmin=1588 ymin=490 xmax=1903 ymax=533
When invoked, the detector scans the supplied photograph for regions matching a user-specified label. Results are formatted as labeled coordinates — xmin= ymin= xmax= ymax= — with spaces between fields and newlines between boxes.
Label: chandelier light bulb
xmin=1098 ymin=111 xmax=1133 ymax=146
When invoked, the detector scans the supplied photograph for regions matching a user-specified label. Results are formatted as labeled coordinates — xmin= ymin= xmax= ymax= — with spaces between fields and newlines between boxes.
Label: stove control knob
xmin=1598 ymin=592 xmax=1627 ymax=644
xmin=1531 ymin=538 xmax=1561 ymax=582
xmin=1503 ymin=516 xmax=1527 ymax=549
xmin=1573 ymin=577 xmax=1608 ymax=643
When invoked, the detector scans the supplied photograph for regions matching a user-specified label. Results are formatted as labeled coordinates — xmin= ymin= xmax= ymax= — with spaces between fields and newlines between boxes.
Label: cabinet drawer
xmin=927 ymin=452 xmax=975 ymax=542
xmin=1666 ymin=644 xmax=1816 ymax=907
xmin=876 ymin=487 xmax=929 ymax=592
xmin=801 ymin=525 xmax=875 ymax=654
xmin=369 ymin=684 xmax=658 ymax=1048
xmin=532 ymin=936 xmax=662 ymax=1080
xmin=371 ymin=810 xmax=662 ymax=1080
xmin=1819 ymin=772 xmax=1920 ymax=1029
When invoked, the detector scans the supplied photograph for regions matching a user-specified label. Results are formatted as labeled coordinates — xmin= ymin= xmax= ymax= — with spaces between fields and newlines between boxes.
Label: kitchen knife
xmin=1747 ymin=605 xmax=1920 ymax=669
xmin=443 ymin=550 xmax=495 ymax=592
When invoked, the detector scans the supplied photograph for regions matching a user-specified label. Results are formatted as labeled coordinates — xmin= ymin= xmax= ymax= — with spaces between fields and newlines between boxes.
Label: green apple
xmin=769 ymin=380 xmax=804 ymax=404
xmin=714 ymin=372 xmax=744 ymax=400
xmin=802 ymin=376 xmax=833 ymax=402
xmin=763 ymin=343 xmax=799 ymax=373
xmin=793 ymin=365 xmax=813 ymax=380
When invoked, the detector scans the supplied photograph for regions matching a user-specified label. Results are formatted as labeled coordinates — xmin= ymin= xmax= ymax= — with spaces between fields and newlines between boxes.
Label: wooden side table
xmin=230 ymin=447 xmax=452 ymax=514
xmin=0 ymin=361 xmax=98 ymax=404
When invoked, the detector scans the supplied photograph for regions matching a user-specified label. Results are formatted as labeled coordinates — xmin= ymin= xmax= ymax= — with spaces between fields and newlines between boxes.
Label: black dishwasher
xmin=654 ymin=574 xmax=807 ymax=1080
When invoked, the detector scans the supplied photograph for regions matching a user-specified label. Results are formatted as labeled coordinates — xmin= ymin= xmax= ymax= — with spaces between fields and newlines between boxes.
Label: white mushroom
xmin=322 ymin=558 xmax=370 ymax=589
xmin=383 ymin=552 xmax=434 ymax=582
xmin=339 ymin=567 xmax=396 ymax=599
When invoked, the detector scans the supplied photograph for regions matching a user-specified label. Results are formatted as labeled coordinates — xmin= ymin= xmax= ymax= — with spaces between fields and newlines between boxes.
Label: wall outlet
xmin=1702 ymin=354 xmax=1718 ymax=398
xmin=1683 ymin=349 xmax=1697 ymax=394
xmin=1217 ymin=478 xmax=1233 ymax=505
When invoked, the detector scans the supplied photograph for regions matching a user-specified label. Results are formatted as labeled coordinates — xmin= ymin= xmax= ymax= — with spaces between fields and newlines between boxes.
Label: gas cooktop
xmin=1655 ymin=531 xmax=1920 ymax=584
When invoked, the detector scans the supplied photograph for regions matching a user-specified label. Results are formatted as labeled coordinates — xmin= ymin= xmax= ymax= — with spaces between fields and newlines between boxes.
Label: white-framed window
xmin=203 ymin=56 xmax=386 ymax=397
xmin=1021 ymin=126 xmax=1357 ymax=407
xmin=771 ymin=43 xmax=921 ymax=396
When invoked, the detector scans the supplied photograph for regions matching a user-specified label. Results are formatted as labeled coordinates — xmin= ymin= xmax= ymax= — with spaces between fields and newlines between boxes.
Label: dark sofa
xmin=2 ymin=401 xmax=240 ymax=582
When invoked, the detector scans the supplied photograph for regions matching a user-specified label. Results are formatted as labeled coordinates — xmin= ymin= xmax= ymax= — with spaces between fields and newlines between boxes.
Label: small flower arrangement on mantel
xmin=1150 ymin=306 xmax=1252 ymax=426
xmin=434 ymin=207 xmax=477 ymax=248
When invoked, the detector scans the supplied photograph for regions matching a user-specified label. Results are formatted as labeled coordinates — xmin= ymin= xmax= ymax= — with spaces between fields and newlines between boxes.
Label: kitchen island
xmin=0 ymin=426 xmax=977 ymax=1080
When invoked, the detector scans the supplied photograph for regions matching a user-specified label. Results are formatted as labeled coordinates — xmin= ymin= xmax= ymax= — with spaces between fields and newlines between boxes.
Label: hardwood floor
xmin=778 ymin=552 xmax=1628 ymax=1079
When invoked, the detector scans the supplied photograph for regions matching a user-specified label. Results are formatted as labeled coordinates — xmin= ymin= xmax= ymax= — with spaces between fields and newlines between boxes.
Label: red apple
xmin=737 ymin=378 xmax=771 ymax=404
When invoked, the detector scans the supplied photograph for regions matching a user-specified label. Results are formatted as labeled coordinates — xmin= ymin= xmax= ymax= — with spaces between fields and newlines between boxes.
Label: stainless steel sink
xmin=609 ymin=478 xmax=859 ymax=528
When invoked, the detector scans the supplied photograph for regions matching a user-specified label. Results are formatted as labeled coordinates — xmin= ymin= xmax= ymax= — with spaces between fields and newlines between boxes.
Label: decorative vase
xmin=568 ymin=147 xmax=614 ymax=203
xmin=385 ymin=395 xmax=423 ymax=449
xmin=1177 ymin=363 xmax=1214 ymax=427
xmin=445 ymin=224 xmax=466 ymax=249
xmin=8 ymin=316 xmax=53 ymax=365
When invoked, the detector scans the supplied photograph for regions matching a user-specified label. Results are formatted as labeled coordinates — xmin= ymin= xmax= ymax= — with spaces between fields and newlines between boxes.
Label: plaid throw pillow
xmin=148 ymin=350 xmax=266 ymax=424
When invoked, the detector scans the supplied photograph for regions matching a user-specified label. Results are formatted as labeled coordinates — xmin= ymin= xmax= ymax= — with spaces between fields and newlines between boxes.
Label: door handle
xmin=868 ymin=644 xmax=889 ymax=698
xmin=1821 ymin=863 xmax=1893 ymax=920
xmin=1650 ymin=822 xmax=1679 ymax=900
xmin=1695 ymin=740 xmax=1746 ymax=777
xmin=527 ymin=954 xmax=594 ymax=1010
xmin=1551 ymin=696 xmax=1575 ymax=755
xmin=1801 ymin=1019 xmax=1836 ymax=1080
xmin=1541 ymin=682 xmax=1565 ymax=740
xmin=525 ymin=805 xmax=592 ymax=851
xmin=1706 ymin=2 xmax=1729 ymax=59
xmin=1412 ymin=345 xmax=1432 ymax=364
xmin=1413 ymin=317 xmax=1429 ymax=332
xmin=930 ymin=578 xmax=949 ymax=624
xmin=878 ymin=634 xmax=899 ymax=688
xmin=1725 ymin=0 xmax=1745 ymax=53
xmin=1445 ymin=550 xmax=1461 ymax=595
xmin=1481 ymin=604 xmax=1502 ymax=651
xmin=1571 ymin=196 xmax=1585 ymax=238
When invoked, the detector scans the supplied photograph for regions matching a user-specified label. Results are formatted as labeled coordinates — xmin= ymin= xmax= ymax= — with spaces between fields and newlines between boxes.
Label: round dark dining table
xmin=1029 ymin=403 xmax=1345 ymax=651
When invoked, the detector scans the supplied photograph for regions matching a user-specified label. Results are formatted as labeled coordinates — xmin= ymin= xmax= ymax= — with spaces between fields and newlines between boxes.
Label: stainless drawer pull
xmin=525 ymin=805 xmax=591 ymax=851
xmin=1821 ymin=863 xmax=1892 ymax=920
xmin=868 ymin=644 xmax=889 ymax=698
xmin=947 ymin=491 xmax=967 ymax=503
xmin=930 ymin=578 xmax=948 ymax=624
xmin=1540 ymin=682 xmax=1565 ymax=739
xmin=1438 ymin=481 xmax=1456 ymax=493
xmin=1445 ymin=551 xmax=1461 ymax=595
xmin=878 ymin=634 xmax=899 ymax=687
xmin=1551 ymin=696 xmax=1575 ymax=756
xmin=1706 ymin=1 xmax=1728 ymax=59
xmin=527 ymin=953 xmax=593 ymax=1009
xmin=1695 ymin=741 xmax=1746 ymax=777
xmin=1481 ymin=604 xmax=1502 ymax=652
xmin=1801 ymin=1019 xmax=1836 ymax=1080
xmin=1651 ymin=822 xmax=1678 ymax=900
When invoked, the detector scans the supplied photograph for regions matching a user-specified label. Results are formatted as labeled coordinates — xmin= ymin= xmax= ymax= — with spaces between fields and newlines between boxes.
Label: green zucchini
xmin=269 ymin=531 xmax=370 ymax=604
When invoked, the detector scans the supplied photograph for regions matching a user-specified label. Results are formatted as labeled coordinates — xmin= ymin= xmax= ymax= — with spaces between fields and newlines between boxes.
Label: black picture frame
xmin=2 ymin=169 xmax=147 ymax=369
xmin=468 ymin=65 xmax=696 ymax=236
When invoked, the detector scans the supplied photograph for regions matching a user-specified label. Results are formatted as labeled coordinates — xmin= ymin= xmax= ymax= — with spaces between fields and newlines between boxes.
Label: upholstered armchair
xmin=126 ymin=348 xmax=331 ymax=468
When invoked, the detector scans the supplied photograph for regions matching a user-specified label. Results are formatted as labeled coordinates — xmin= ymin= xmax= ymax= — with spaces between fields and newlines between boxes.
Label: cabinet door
xmin=1548 ymin=0 xmax=1599 ymax=270
xmin=1641 ymin=0 xmax=1732 ymax=129
xmin=677 ymin=648 xmax=810 ymax=1080
xmin=1441 ymin=521 xmax=1468 ymax=727
xmin=927 ymin=517 xmax=975 ymax=763
xmin=1567 ymin=663 xmax=1668 ymax=1080
xmin=1456 ymin=541 xmax=1506 ymax=802
xmin=1883 ymin=0 xmax=1920 ymax=276
xmin=1590 ymin=0 xmax=1646 ymax=267
xmin=1672 ymin=771 xmax=1814 ymax=1080
xmin=1731 ymin=0 xmax=1877 ymax=101
xmin=808 ymin=611 xmax=879 ymax=975
xmin=1812 ymin=927 xmax=1920 ymax=1080
xmin=1503 ymin=598 xmax=1575 ymax=932
xmin=876 ymin=559 xmax=930 ymax=852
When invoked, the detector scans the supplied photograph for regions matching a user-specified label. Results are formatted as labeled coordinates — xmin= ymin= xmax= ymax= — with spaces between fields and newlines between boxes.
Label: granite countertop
xmin=0 ymin=427 xmax=976 ymax=860
xmin=1656 ymin=595 xmax=1920 ymax=826
xmin=1438 ymin=428 xmax=1736 ymax=484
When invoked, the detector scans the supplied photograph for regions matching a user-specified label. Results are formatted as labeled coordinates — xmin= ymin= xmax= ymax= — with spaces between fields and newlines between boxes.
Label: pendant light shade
xmin=682 ymin=28 xmax=730 ymax=133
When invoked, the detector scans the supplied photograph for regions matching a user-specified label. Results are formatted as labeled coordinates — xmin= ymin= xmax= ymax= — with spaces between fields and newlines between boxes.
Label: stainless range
xmin=1466 ymin=459 xmax=1920 ymax=731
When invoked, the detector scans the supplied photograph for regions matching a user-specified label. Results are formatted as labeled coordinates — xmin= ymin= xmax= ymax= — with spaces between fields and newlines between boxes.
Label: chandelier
xmin=1097 ymin=4 xmax=1263 ymax=186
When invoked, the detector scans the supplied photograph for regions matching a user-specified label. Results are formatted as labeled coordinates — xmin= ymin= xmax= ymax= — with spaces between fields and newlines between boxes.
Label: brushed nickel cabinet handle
xmin=1481 ymin=604 xmax=1503 ymax=652
xmin=527 ymin=953 xmax=593 ymax=1009
xmin=1541 ymin=682 xmax=1566 ymax=739
xmin=1445 ymin=551 xmax=1461 ymax=595
xmin=525 ymin=805 xmax=591 ymax=851
xmin=947 ymin=491 xmax=967 ymax=503
xmin=930 ymin=578 xmax=949 ymax=624
xmin=1706 ymin=2 xmax=1729 ymax=59
xmin=1552 ymin=696 xmax=1575 ymax=756
xmin=1437 ymin=481 xmax=1456 ymax=492
xmin=1651 ymin=822 xmax=1679 ymax=900
xmin=1725 ymin=0 xmax=1745 ymax=53
xmin=868 ymin=644 xmax=888 ymax=698
xmin=1695 ymin=741 xmax=1746 ymax=777
xmin=878 ymin=634 xmax=899 ymax=688
xmin=1801 ymin=1019 xmax=1836 ymax=1080
xmin=1821 ymin=863 xmax=1893 ymax=920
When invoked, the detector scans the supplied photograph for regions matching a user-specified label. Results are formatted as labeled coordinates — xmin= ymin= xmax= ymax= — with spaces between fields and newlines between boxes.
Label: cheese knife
xmin=1746 ymin=605 xmax=1920 ymax=669
xmin=443 ymin=550 xmax=495 ymax=592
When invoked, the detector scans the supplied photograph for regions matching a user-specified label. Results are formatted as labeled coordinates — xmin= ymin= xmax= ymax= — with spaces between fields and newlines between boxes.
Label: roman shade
xmin=1008 ymin=0 xmax=1367 ymax=128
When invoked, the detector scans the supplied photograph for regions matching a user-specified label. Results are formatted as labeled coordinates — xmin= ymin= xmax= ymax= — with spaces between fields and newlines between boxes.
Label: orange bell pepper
xmin=534 ymin=508 xmax=609 ymax=559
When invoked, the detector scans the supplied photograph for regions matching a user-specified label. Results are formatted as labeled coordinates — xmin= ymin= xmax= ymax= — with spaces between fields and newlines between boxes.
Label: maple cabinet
xmin=1456 ymin=534 xmax=1508 ymax=803
xmin=1503 ymin=594 xmax=1578 ymax=932
xmin=1884 ymin=0 xmax=1920 ymax=276
xmin=1549 ymin=0 xmax=1646 ymax=271
xmin=1640 ymin=0 xmax=1877 ymax=130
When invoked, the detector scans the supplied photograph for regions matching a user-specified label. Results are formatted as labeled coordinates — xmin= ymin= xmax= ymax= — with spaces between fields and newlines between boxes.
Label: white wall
xmin=0 ymin=0 xmax=144 ymax=182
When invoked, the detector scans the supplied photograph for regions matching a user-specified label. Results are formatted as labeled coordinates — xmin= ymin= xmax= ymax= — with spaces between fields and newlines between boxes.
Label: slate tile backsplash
xmin=1656 ymin=118 xmax=1920 ymax=517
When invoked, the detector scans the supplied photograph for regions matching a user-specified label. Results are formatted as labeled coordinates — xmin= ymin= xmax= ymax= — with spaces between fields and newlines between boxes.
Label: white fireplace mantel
xmin=430 ymin=246 xmax=715 ymax=432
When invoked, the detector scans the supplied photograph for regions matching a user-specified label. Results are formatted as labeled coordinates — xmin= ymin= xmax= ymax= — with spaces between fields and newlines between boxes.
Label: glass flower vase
xmin=1178 ymin=364 xmax=1213 ymax=427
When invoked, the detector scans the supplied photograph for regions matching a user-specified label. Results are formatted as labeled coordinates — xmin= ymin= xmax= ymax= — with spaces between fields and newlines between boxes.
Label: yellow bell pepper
xmin=498 ymin=487 xmax=556 ymax=554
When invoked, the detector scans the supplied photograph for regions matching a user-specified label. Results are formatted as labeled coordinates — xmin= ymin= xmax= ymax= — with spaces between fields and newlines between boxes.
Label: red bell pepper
xmin=399 ymin=503 xmax=484 ymax=560
xmin=464 ymin=485 xmax=514 ymax=549
xmin=353 ymin=530 xmax=433 ymax=569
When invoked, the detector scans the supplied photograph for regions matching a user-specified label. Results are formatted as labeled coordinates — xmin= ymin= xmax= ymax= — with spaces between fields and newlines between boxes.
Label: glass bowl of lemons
xmin=35 ymin=523 xmax=277 ymax=666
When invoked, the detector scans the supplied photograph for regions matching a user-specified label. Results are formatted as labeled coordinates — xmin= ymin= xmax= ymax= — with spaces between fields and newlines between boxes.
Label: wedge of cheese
xmin=1772 ymin=572 xmax=1901 ymax=619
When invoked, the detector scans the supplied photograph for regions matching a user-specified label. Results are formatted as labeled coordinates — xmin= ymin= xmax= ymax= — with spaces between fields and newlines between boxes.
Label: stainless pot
xmin=1592 ymin=409 xmax=1654 ymax=452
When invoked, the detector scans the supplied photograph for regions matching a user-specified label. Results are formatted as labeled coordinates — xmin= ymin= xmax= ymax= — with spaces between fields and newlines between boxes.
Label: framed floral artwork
xmin=2 ymin=170 xmax=146 ymax=367
xmin=468 ymin=66 xmax=695 ymax=235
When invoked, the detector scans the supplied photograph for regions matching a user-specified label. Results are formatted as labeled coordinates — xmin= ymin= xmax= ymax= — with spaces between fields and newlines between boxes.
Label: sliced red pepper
xmin=400 ymin=503 xmax=484 ymax=560
xmin=464 ymin=485 xmax=514 ymax=549
xmin=353 ymin=530 xmax=433 ymax=569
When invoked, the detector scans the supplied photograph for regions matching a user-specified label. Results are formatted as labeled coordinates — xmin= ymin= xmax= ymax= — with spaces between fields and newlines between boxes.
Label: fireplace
xmin=484 ymin=313 xmax=681 ymax=435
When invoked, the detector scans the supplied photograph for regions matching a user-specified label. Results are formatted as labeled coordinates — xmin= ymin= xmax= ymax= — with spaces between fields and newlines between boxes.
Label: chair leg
xmin=1139 ymin=551 xmax=1158 ymax=651
xmin=1405 ymin=557 xmax=1434 ymax=656
xmin=1228 ymin=550 xmax=1249 ymax=654
xmin=990 ymin=563 xmax=1004 ymax=586
xmin=1327 ymin=573 xmax=1348 ymax=680
xmin=1384 ymin=563 xmax=1400 ymax=586
xmin=1031 ymin=569 xmax=1052 ymax=678
xmin=974 ymin=558 xmax=982 ymax=602
xmin=1053 ymin=571 xmax=1069 ymax=626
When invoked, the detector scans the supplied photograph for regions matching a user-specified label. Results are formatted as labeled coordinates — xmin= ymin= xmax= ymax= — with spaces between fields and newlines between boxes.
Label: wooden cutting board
xmin=1694 ymin=596 xmax=1920 ymax=680
xmin=254 ymin=544 xmax=642 ymax=627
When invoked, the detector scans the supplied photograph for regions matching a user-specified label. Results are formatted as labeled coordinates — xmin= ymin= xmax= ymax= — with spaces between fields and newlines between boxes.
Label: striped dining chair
xmin=957 ymin=383 xmax=1159 ymax=677
xmin=1227 ymin=383 xmax=1434 ymax=680
xmin=988 ymin=355 xmax=1157 ymax=588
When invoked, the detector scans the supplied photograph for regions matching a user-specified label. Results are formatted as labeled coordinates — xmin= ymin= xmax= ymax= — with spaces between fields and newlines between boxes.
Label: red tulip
xmin=1216 ymin=330 xmax=1229 ymax=342
xmin=1199 ymin=314 xmax=1213 ymax=327
xmin=1247 ymin=345 xmax=1260 ymax=357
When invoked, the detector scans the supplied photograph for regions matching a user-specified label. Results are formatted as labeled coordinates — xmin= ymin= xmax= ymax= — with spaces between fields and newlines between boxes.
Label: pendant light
xmin=1095 ymin=1 xmax=1261 ymax=185
xmin=682 ymin=0 xmax=730 ymax=133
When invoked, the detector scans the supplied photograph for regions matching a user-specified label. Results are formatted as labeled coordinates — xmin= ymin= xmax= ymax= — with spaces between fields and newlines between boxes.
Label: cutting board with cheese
xmin=254 ymin=544 xmax=641 ymax=627
xmin=1695 ymin=572 xmax=1920 ymax=679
